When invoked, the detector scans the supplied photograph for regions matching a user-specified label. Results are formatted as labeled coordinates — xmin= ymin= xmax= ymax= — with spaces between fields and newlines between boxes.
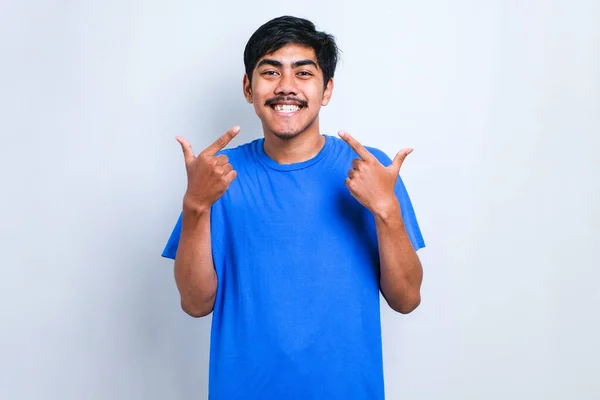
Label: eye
xmin=297 ymin=71 xmax=313 ymax=77
xmin=261 ymin=70 xmax=279 ymax=76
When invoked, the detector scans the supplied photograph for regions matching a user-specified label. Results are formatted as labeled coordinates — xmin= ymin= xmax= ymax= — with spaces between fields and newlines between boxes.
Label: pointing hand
xmin=176 ymin=126 xmax=240 ymax=213
xmin=338 ymin=130 xmax=412 ymax=215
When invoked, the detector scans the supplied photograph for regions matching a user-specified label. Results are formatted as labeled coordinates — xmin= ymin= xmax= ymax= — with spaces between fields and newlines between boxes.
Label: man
xmin=162 ymin=15 xmax=425 ymax=399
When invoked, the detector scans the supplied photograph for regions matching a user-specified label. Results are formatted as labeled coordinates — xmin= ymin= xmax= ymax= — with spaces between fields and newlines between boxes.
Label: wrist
xmin=182 ymin=195 xmax=211 ymax=218
xmin=371 ymin=198 xmax=401 ymax=222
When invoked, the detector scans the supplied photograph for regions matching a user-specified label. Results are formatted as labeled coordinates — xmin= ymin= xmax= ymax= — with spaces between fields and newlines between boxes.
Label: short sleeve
xmin=367 ymin=147 xmax=426 ymax=251
xmin=160 ymin=148 xmax=235 ymax=261
xmin=394 ymin=175 xmax=426 ymax=251
xmin=161 ymin=212 xmax=183 ymax=260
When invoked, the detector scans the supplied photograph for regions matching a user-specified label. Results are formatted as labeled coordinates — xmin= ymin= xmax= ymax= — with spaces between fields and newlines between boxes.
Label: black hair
xmin=243 ymin=16 xmax=340 ymax=89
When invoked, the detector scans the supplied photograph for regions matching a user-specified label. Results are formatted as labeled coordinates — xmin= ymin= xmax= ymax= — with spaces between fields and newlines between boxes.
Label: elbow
xmin=181 ymin=299 xmax=213 ymax=318
xmin=389 ymin=293 xmax=421 ymax=314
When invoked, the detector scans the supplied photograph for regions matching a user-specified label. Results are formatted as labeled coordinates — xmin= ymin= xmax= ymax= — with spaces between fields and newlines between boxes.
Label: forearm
xmin=174 ymin=205 xmax=217 ymax=317
xmin=374 ymin=202 xmax=423 ymax=314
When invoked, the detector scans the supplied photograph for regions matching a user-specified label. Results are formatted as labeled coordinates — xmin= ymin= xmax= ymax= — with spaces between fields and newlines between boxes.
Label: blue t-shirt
xmin=162 ymin=134 xmax=425 ymax=399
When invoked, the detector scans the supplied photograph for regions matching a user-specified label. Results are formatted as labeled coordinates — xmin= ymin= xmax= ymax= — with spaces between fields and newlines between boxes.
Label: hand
xmin=176 ymin=126 xmax=240 ymax=213
xmin=338 ymin=130 xmax=413 ymax=215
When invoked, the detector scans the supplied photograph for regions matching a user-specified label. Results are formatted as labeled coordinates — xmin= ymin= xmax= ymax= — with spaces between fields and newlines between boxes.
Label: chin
xmin=271 ymin=130 xmax=303 ymax=140
xmin=260 ymin=108 xmax=320 ymax=140
xmin=264 ymin=118 xmax=319 ymax=141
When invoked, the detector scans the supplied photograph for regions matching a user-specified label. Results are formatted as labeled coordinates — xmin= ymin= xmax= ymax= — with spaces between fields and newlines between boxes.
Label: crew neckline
xmin=255 ymin=134 xmax=333 ymax=171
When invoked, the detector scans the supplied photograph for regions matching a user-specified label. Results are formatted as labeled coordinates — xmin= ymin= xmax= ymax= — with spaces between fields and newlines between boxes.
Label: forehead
xmin=257 ymin=43 xmax=318 ymax=65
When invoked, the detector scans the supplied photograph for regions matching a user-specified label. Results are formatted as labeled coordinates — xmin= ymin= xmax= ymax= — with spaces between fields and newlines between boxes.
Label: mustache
xmin=264 ymin=96 xmax=308 ymax=107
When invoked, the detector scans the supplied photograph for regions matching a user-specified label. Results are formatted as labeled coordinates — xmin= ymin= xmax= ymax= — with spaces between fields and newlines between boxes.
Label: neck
xmin=262 ymin=129 xmax=326 ymax=165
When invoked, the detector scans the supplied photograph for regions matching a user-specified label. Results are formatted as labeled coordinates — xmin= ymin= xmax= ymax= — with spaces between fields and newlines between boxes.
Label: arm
xmin=174 ymin=204 xmax=217 ymax=318
xmin=172 ymin=126 xmax=240 ymax=317
xmin=337 ymin=130 xmax=424 ymax=314
xmin=373 ymin=202 xmax=423 ymax=314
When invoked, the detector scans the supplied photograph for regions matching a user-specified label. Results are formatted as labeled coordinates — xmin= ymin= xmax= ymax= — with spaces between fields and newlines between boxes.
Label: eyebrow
xmin=256 ymin=59 xmax=319 ymax=69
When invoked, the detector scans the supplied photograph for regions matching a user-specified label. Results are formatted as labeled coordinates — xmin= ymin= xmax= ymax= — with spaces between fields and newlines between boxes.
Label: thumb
xmin=176 ymin=136 xmax=195 ymax=164
xmin=391 ymin=148 xmax=413 ymax=173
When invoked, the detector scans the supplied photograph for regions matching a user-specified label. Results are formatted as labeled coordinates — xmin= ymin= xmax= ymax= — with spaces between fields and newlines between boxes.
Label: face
xmin=243 ymin=43 xmax=334 ymax=140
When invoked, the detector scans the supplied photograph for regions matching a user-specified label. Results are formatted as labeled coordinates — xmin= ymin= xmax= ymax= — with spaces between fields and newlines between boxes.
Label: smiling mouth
xmin=271 ymin=104 xmax=303 ymax=113
xmin=266 ymin=97 xmax=307 ymax=114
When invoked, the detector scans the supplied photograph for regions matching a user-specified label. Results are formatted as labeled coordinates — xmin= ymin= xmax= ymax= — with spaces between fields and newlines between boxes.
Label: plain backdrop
xmin=1 ymin=1 xmax=599 ymax=399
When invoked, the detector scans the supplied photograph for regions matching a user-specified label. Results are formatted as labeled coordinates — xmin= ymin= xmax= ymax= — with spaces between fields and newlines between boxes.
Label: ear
xmin=243 ymin=74 xmax=253 ymax=104
xmin=321 ymin=78 xmax=334 ymax=106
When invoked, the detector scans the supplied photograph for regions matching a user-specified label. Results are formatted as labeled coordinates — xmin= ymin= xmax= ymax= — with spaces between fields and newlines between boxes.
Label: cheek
xmin=304 ymin=85 xmax=325 ymax=104
xmin=250 ymin=86 xmax=271 ymax=105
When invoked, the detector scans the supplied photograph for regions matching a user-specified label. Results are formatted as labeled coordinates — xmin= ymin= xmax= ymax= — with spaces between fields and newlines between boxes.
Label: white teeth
xmin=274 ymin=104 xmax=300 ymax=112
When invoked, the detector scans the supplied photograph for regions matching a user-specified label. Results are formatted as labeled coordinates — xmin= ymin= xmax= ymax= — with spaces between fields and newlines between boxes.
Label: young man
xmin=162 ymin=15 xmax=425 ymax=399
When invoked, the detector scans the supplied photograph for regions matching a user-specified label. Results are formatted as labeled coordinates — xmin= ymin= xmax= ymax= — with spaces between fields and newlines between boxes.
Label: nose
xmin=274 ymin=70 xmax=297 ymax=96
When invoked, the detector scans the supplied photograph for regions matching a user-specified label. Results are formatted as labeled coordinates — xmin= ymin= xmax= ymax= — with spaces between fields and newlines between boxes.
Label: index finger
xmin=338 ymin=131 xmax=375 ymax=161
xmin=203 ymin=126 xmax=241 ymax=156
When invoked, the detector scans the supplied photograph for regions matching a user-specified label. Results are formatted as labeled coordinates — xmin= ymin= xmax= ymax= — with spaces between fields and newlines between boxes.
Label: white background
xmin=1 ymin=1 xmax=599 ymax=399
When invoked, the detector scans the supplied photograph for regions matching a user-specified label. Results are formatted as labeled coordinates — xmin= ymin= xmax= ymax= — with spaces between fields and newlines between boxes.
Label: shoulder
xmin=365 ymin=146 xmax=393 ymax=166
xmin=215 ymin=137 xmax=261 ymax=165
xmin=328 ymin=135 xmax=393 ymax=166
